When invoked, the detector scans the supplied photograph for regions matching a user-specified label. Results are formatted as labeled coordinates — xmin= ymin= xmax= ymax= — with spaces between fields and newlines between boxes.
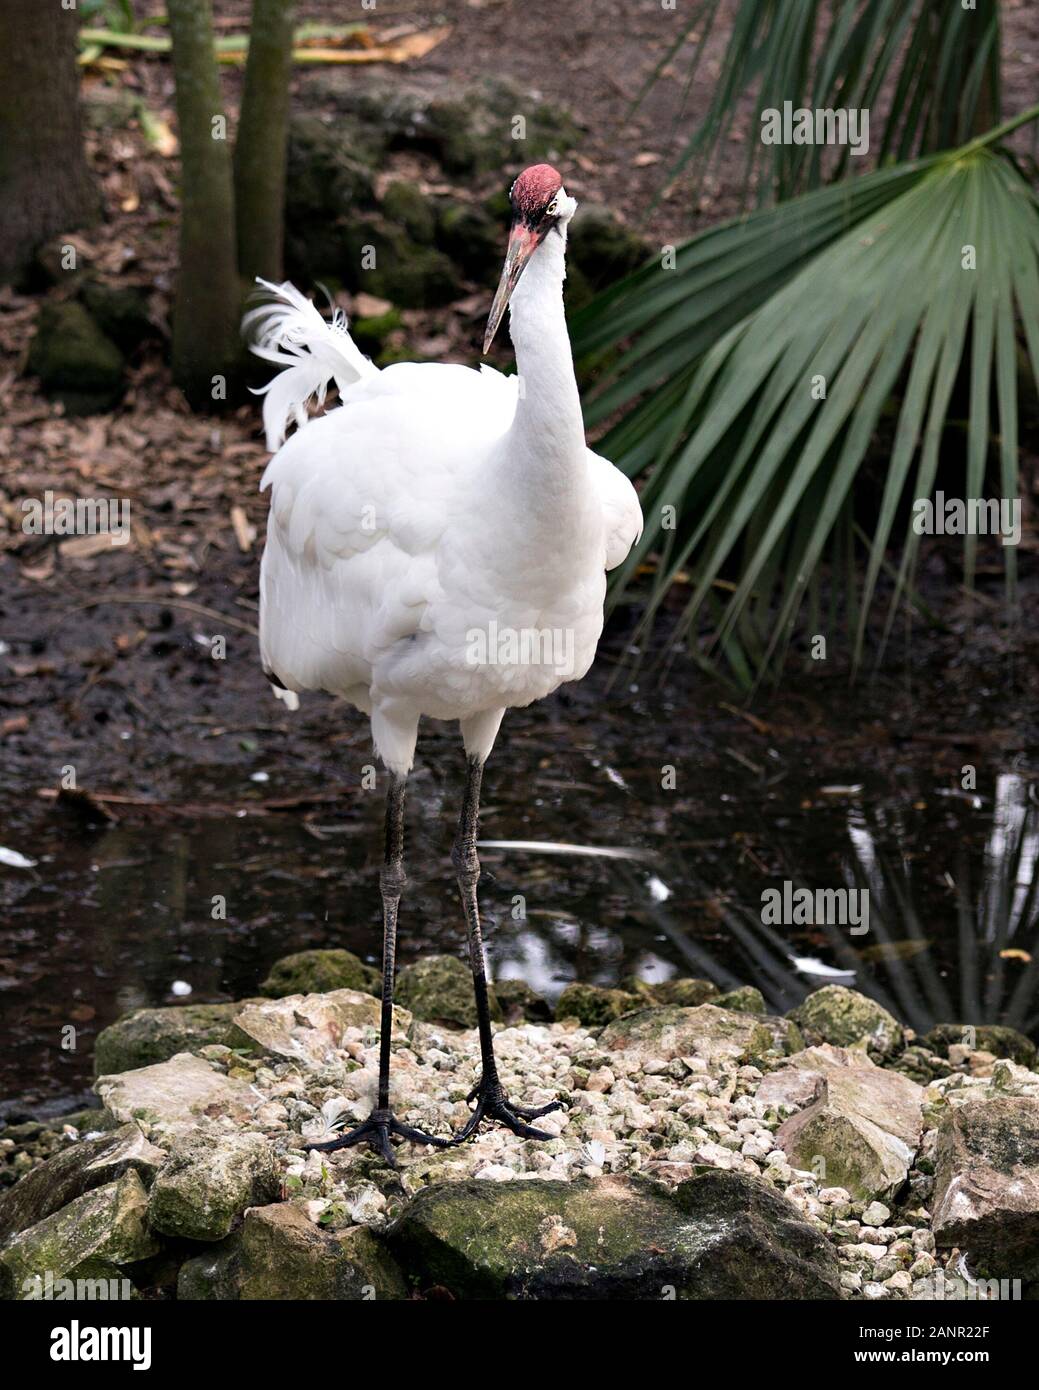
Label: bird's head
xmin=483 ymin=164 xmax=577 ymax=354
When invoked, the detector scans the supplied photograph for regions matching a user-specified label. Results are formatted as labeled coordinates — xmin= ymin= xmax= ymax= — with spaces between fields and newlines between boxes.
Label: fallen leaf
xmin=230 ymin=504 xmax=257 ymax=552
xmin=999 ymin=948 xmax=1032 ymax=963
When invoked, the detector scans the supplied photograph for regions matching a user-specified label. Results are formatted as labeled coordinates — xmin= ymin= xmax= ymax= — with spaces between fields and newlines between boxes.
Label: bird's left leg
xmin=450 ymin=754 xmax=564 ymax=1144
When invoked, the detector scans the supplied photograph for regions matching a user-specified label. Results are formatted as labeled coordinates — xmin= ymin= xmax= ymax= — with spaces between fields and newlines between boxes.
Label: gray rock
xmin=0 ymin=1124 xmax=164 ymax=1245
xmin=923 ymin=1025 xmax=1037 ymax=1071
xmin=599 ymin=1003 xmax=800 ymax=1064
xmin=177 ymin=1202 xmax=408 ymax=1300
xmin=0 ymin=1172 xmax=157 ymax=1299
xmin=396 ymin=956 xmax=496 ymax=1030
xmin=932 ymin=1096 xmax=1039 ymax=1280
xmin=148 ymin=1130 xmax=278 ymax=1242
xmin=94 ymin=1001 xmax=259 ymax=1075
xmin=386 ymin=1170 xmax=841 ymax=1299
xmin=260 ymin=949 xmax=379 ymax=1000
xmin=96 ymin=1052 xmax=260 ymax=1130
xmin=789 ymin=986 xmax=902 ymax=1059
xmin=762 ymin=1045 xmax=923 ymax=1200
xmin=494 ymin=978 xmax=552 ymax=1025
xmin=230 ymin=989 xmax=403 ymax=1063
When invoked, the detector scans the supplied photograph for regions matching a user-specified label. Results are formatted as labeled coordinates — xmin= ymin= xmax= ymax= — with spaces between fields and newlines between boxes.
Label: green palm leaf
xmin=652 ymin=0 xmax=1002 ymax=201
xmin=574 ymin=113 xmax=1039 ymax=684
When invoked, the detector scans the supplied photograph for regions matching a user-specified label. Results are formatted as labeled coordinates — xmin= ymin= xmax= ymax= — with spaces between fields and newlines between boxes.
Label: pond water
xmin=1 ymin=657 xmax=1037 ymax=1107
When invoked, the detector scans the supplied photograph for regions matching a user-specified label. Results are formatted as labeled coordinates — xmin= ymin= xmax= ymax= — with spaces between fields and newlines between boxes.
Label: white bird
xmin=246 ymin=164 xmax=643 ymax=1162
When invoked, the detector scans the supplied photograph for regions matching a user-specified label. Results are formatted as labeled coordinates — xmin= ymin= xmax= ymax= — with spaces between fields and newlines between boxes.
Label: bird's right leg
xmin=307 ymin=772 xmax=451 ymax=1166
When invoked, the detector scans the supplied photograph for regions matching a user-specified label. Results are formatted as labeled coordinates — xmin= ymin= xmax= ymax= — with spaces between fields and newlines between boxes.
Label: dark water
xmin=2 ymin=667 xmax=1037 ymax=1105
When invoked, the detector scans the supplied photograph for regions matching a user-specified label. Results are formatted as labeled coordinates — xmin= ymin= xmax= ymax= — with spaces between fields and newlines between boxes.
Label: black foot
xmin=306 ymin=1108 xmax=452 ymax=1167
xmin=452 ymin=1077 xmax=564 ymax=1144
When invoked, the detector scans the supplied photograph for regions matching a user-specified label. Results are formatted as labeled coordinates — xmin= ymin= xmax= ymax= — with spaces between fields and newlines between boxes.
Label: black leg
xmin=308 ymin=772 xmax=451 ymax=1165
xmin=450 ymin=755 xmax=564 ymax=1144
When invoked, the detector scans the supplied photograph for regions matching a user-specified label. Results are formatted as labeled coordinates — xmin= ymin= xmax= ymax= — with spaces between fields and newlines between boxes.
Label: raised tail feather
xmin=243 ymin=278 xmax=377 ymax=451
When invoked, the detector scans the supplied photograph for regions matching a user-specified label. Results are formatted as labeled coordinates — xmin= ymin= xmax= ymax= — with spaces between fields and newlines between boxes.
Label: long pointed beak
xmin=483 ymin=223 xmax=538 ymax=355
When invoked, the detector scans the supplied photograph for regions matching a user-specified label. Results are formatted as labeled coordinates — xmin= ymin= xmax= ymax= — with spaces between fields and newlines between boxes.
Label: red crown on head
xmin=510 ymin=164 xmax=563 ymax=218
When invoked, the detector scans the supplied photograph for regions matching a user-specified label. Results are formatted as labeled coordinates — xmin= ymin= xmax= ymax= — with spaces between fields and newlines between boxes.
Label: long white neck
xmin=503 ymin=226 xmax=587 ymax=489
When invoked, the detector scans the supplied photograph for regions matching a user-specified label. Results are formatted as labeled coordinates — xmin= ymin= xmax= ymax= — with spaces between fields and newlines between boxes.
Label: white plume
xmin=243 ymin=278 xmax=377 ymax=451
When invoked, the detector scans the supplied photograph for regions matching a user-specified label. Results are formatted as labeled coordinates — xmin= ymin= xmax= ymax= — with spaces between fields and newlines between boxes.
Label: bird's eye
xmin=546 ymin=198 xmax=559 ymax=217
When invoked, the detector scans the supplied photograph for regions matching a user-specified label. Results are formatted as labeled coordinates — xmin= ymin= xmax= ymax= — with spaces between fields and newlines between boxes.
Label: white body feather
xmin=249 ymin=220 xmax=642 ymax=775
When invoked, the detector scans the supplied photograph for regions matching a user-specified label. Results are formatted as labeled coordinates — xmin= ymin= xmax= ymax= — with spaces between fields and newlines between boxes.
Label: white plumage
xmin=248 ymin=180 xmax=643 ymax=778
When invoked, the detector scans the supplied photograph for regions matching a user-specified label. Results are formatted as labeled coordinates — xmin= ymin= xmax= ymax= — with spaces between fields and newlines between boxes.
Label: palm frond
xmin=574 ymin=114 xmax=1039 ymax=684
xmin=657 ymin=0 xmax=1002 ymax=202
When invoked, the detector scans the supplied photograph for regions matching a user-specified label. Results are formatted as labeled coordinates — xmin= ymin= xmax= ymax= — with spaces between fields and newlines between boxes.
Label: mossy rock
xmin=79 ymin=279 xmax=155 ymax=354
xmin=396 ymin=955 xmax=497 ymax=1030
xmin=0 ymin=1124 xmax=164 ymax=1246
xmin=350 ymin=307 xmax=404 ymax=358
xmin=0 ymin=1172 xmax=157 ymax=1299
xmin=260 ymin=949 xmax=378 ymax=1000
xmin=650 ymin=978 xmax=720 ymax=1008
xmin=94 ymin=1001 xmax=259 ymax=1076
xmin=789 ymin=986 xmax=903 ymax=1059
xmin=385 ymin=1170 xmax=840 ymax=1299
xmin=178 ymin=1202 xmax=408 ymax=1300
xmin=310 ymin=77 xmax=580 ymax=176
xmin=568 ymin=204 xmax=649 ymax=293
xmin=495 ymin=979 xmax=552 ymax=1024
xmin=27 ymin=300 xmax=125 ymax=414
xmin=715 ymin=986 xmax=767 ymax=1015
xmin=284 ymin=114 xmax=376 ymax=283
xmin=438 ymin=201 xmax=502 ymax=283
xmin=922 ymin=1024 xmax=1037 ymax=1070
xmin=554 ymin=983 xmax=641 ymax=1028
xmin=381 ymin=180 xmax=437 ymax=244
xmin=148 ymin=1130 xmax=278 ymax=1243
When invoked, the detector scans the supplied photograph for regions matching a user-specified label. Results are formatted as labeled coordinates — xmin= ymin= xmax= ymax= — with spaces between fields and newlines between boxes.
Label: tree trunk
xmin=0 ymin=0 xmax=97 ymax=283
xmin=167 ymin=0 xmax=242 ymax=408
xmin=235 ymin=0 xmax=297 ymax=284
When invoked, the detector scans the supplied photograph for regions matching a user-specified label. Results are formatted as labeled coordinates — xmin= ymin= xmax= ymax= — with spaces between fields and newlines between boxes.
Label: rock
xmin=567 ymin=204 xmax=648 ymax=297
xmin=178 ymin=1202 xmax=408 ymax=1300
xmin=260 ymin=949 xmax=378 ymax=1000
xmin=361 ymin=223 xmax=460 ymax=308
xmin=0 ymin=1172 xmax=157 ymax=1299
xmin=648 ymin=978 xmax=720 ymax=1008
xmin=715 ymin=986 xmax=767 ymax=1015
xmin=494 ymin=979 xmax=552 ymax=1025
xmin=555 ymin=983 xmax=640 ymax=1028
xmin=79 ymin=279 xmax=156 ymax=354
xmin=932 ymin=1096 xmax=1039 ymax=1279
xmin=229 ymin=989 xmax=401 ymax=1064
xmin=762 ymin=1045 xmax=923 ymax=1201
xmin=396 ymin=956 xmax=497 ymax=1030
xmin=386 ymin=1170 xmax=840 ymax=1299
xmin=862 ymin=1201 xmax=891 ymax=1227
xmin=599 ymin=1003 xmax=800 ymax=1064
xmin=148 ymin=1130 xmax=278 ymax=1242
xmin=94 ymin=1001 xmax=258 ymax=1075
xmin=310 ymin=76 xmax=580 ymax=176
xmin=349 ymin=307 xmax=404 ymax=361
xmin=26 ymin=300 xmax=125 ymax=415
xmin=95 ymin=1053 xmax=260 ymax=1130
xmin=789 ymin=986 xmax=903 ymax=1059
xmin=381 ymin=180 xmax=437 ymax=244
xmin=283 ymin=115 xmax=376 ymax=283
xmin=437 ymin=201 xmax=502 ymax=283
xmin=0 ymin=1124 xmax=164 ymax=1245
xmin=922 ymin=1024 xmax=1037 ymax=1070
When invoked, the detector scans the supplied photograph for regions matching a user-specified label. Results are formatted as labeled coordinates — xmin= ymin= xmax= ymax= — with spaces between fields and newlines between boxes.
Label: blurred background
xmin=1 ymin=0 xmax=1038 ymax=1108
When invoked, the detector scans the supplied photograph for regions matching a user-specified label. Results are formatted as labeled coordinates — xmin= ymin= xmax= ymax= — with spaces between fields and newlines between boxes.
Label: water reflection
xmin=1 ymin=723 xmax=1037 ymax=1102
